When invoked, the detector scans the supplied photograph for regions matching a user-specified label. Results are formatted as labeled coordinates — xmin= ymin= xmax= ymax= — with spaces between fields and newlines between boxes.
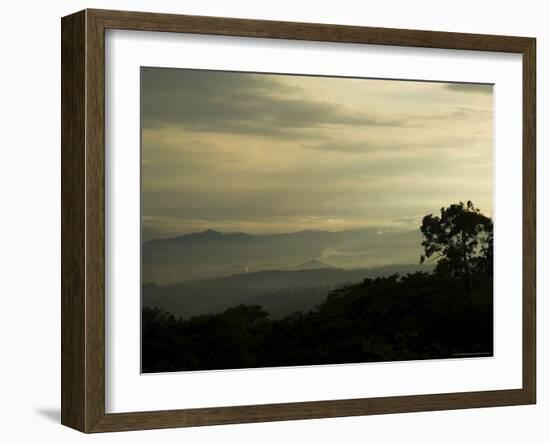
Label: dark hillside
xmin=142 ymin=271 xmax=493 ymax=372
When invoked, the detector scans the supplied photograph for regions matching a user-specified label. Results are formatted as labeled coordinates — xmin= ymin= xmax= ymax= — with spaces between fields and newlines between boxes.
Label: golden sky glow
xmin=141 ymin=68 xmax=493 ymax=241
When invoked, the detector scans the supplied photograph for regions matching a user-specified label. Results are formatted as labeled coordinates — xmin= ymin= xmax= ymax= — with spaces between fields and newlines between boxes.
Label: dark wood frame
xmin=61 ymin=8 xmax=536 ymax=433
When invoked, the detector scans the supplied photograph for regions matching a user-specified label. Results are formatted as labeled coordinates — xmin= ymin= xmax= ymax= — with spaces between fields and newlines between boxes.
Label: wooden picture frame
xmin=61 ymin=8 xmax=536 ymax=433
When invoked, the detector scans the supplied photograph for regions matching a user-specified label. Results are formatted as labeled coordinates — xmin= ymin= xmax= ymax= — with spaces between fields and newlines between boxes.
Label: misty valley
xmin=142 ymin=203 xmax=493 ymax=373
xmin=143 ymin=263 xmax=431 ymax=321
xmin=142 ymin=227 xmax=427 ymax=320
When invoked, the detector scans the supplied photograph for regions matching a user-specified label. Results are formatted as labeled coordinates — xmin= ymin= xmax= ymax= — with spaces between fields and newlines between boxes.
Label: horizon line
xmin=143 ymin=225 xmax=420 ymax=244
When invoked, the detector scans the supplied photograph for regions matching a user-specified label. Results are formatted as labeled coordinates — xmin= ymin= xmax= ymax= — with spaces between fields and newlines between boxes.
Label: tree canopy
xmin=420 ymin=201 xmax=493 ymax=289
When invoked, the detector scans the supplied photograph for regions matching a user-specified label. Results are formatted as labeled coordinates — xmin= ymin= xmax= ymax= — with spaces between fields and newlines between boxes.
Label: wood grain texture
xmin=61 ymin=10 xmax=86 ymax=432
xmin=84 ymin=10 xmax=107 ymax=433
xmin=522 ymin=38 xmax=537 ymax=403
xmin=60 ymin=8 xmax=537 ymax=433
xmin=90 ymin=389 xmax=531 ymax=433
xmin=89 ymin=8 xmax=533 ymax=52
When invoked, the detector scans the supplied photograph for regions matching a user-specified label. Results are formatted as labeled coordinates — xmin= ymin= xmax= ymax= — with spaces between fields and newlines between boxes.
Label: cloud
xmin=141 ymin=69 xmax=494 ymax=239
xmin=304 ymin=134 xmax=491 ymax=154
xmin=141 ymin=68 xmax=405 ymax=137
xmin=393 ymin=215 xmax=425 ymax=226
xmin=444 ymin=83 xmax=493 ymax=94
xmin=306 ymin=140 xmax=374 ymax=153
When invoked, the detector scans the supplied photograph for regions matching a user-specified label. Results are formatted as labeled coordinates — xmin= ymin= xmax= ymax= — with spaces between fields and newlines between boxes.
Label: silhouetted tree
xmin=420 ymin=201 xmax=493 ymax=290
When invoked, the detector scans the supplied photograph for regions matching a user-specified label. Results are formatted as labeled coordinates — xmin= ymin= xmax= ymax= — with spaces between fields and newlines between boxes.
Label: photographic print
xmin=140 ymin=67 xmax=494 ymax=373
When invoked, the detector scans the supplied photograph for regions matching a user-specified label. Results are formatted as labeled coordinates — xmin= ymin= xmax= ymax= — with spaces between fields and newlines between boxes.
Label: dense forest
xmin=142 ymin=201 xmax=493 ymax=373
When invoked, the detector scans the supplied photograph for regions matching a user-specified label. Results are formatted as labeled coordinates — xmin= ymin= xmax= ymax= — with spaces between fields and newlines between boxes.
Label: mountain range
xmin=142 ymin=227 xmax=423 ymax=284
xmin=143 ymin=263 xmax=431 ymax=320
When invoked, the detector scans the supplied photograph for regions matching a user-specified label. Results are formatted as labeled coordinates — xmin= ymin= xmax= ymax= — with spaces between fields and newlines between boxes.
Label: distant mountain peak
xmin=201 ymin=229 xmax=223 ymax=237
xmin=143 ymin=227 xmax=423 ymax=284
xmin=294 ymin=259 xmax=333 ymax=270
xmin=171 ymin=229 xmax=252 ymax=241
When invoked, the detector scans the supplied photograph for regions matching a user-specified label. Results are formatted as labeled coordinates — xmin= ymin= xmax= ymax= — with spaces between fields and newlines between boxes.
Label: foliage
xmin=142 ymin=271 xmax=493 ymax=372
xmin=420 ymin=201 xmax=493 ymax=289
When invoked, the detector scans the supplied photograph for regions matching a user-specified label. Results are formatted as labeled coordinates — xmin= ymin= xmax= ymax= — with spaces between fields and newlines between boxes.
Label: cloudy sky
xmin=141 ymin=67 xmax=493 ymax=241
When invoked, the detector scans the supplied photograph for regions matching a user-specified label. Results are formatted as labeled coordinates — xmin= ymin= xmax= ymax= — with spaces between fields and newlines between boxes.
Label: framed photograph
xmin=61 ymin=9 xmax=536 ymax=433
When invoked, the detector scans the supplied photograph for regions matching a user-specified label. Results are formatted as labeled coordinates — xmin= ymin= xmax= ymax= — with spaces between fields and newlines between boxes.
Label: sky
xmin=141 ymin=67 xmax=493 ymax=241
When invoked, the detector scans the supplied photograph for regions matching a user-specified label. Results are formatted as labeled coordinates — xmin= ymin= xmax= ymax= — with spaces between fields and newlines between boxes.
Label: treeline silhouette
xmin=142 ymin=201 xmax=493 ymax=373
